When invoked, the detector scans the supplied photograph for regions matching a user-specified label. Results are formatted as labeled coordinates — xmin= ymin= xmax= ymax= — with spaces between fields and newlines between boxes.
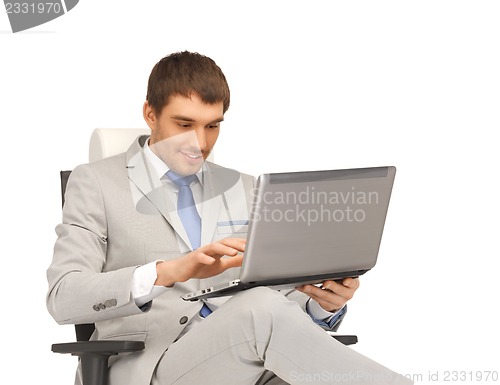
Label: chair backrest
xmin=89 ymin=128 xmax=150 ymax=162
xmin=62 ymin=129 xmax=151 ymax=209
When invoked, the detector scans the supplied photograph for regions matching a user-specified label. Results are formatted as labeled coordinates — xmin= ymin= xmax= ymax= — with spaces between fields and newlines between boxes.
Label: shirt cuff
xmin=306 ymin=299 xmax=346 ymax=329
xmin=131 ymin=260 xmax=169 ymax=308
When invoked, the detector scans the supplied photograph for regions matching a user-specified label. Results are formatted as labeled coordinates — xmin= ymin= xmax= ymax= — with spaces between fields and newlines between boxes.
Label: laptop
xmin=182 ymin=166 xmax=396 ymax=301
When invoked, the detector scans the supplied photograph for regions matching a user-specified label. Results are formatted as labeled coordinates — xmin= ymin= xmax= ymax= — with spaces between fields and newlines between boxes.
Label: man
xmin=47 ymin=51 xmax=411 ymax=385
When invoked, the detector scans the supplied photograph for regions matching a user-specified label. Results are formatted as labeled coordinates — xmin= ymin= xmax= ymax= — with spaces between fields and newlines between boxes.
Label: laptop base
xmin=182 ymin=269 xmax=368 ymax=301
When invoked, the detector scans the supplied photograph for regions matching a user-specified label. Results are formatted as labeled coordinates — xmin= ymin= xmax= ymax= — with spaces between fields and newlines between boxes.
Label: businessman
xmin=47 ymin=51 xmax=412 ymax=385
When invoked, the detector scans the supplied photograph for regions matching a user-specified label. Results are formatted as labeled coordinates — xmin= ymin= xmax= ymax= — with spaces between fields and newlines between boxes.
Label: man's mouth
xmin=180 ymin=151 xmax=203 ymax=160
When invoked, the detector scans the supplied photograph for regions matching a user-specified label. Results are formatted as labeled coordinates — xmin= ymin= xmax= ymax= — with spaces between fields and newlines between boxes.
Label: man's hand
xmin=296 ymin=278 xmax=360 ymax=313
xmin=155 ymin=238 xmax=245 ymax=287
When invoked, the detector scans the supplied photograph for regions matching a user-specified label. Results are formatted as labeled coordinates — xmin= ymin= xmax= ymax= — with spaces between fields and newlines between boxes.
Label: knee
xmin=216 ymin=287 xmax=311 ymax=345
xmin=232 ymin=287 xmax=299 ymax=318
xmin=236 ymin=287 xmax=284 ymax=305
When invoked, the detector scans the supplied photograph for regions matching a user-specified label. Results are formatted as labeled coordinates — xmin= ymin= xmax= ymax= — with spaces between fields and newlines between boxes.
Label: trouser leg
xmin=152 ymin=287 xmax=412 ymax=385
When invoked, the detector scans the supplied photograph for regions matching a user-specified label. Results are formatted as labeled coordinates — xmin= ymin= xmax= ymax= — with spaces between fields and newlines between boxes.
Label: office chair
xmin=51 ymin=128 xmax=357 ymax=385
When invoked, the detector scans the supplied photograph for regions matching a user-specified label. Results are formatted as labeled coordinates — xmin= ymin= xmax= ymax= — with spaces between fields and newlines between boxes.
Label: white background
xmin=1 ymin=1 xmax=499 ymax=384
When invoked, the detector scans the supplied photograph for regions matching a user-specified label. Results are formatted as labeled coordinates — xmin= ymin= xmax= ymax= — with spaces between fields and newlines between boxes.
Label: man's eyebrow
xmin=170 ymin=115 xmax=196 ymax=122
xmin=209 ymin=117 xmax=224 ymax=124
xmin=170 ymin=115 xmax=224 ymax=124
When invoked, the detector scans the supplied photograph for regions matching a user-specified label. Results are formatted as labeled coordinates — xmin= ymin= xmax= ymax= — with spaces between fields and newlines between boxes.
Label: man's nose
xmin=194 ymin=127 xmax=207 ymax=151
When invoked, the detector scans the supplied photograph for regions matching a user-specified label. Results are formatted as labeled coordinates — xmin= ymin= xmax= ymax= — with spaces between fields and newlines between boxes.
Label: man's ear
xmin=143 ymin=101 xmax=157 ymax=130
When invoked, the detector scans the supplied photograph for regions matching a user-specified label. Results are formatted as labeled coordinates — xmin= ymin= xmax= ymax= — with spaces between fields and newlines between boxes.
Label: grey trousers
xmin=152 ymin=287 xmax=412 ymax=385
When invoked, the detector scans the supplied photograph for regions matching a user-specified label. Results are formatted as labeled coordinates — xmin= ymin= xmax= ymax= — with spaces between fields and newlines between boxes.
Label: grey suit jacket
xmin=46 ymin=135 xmax=344 ymax=385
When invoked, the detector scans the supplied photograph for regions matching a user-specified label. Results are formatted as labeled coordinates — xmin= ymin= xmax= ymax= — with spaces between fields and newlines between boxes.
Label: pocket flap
xmin=217 ymin=220 xmax=249 ymax=234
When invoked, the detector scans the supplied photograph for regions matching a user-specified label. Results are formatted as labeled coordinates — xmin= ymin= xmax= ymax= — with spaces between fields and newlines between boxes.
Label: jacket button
xmin=93 ymin=305 xmax=100 ymax=311
xmin=98 ymin=303 xmax=106 ymax=310
xmin=179 ymin=316 xmax=188 ymax=325
xmin=104 ymin=299 xmax=117 ymax=307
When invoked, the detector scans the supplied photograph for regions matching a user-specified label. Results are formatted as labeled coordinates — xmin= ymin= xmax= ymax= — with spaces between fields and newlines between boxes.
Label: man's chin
xmin=171 ymin=161 xmax=204 ymax=176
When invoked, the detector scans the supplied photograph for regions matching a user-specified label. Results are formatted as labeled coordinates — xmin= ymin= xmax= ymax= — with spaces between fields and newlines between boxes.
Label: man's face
xmin=144 ymin=93 xmax=223 ymax=176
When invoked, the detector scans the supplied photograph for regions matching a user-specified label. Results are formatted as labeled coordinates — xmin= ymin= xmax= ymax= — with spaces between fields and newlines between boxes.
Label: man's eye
xmin=178 ymin=123 xmax=192 ymax=128
xmin=207 ymin=124 xmax=220 ymax=129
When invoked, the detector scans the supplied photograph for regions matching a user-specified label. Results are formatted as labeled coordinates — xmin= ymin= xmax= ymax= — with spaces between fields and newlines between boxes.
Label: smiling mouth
xmin=180 ymin=151 xmax=203 ymax=159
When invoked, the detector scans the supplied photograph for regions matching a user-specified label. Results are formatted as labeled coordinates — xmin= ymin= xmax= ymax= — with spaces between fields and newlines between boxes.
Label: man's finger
xmin=220 ymin=254 xmax=243 ymax=269
xmin=339 ymin=277 xmax=360 ymax=289
xmin=219 ymin=237 xmax=246 ymax=251
xmin=203 ymin=241 xmax=242 ymax=257
xmin=195 ymin=253 xmax=218 ymax=265
xmin=299 ymin=287 xmax=345 ymax=312
xmin=322 ymin=280 xmax=354 ymax=298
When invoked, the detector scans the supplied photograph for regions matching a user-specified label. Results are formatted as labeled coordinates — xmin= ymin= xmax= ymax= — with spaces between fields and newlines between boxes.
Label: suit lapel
xmin=126 ymin=136 xmax=193 ymax=249
xmin=201 ymin=163 xmax=222 ymax=247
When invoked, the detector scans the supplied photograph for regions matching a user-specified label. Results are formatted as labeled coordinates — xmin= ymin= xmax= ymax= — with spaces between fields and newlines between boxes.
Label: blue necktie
xmin=166 ymin=170 xmax=212 ymax=318
xmin=166 ymin=170 xmax=201 ymax=250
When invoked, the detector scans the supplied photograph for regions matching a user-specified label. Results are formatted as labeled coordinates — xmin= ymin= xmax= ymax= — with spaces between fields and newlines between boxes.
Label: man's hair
xmin=146 ymin=51 xmax=230 ymax=115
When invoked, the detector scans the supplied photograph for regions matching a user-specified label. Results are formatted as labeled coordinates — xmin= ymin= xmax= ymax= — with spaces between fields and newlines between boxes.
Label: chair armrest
xmin=52 ymin=340 xmax=145 ymax=355
xmin=328 ymin=333 xmax=358 ymax=346
xmin=52 ymin=341 xmax=145 ymax=385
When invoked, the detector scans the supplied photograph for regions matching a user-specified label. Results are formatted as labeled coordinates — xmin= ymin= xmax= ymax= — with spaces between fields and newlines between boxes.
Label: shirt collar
xmin=143 ymin=138 xmax=205 ymax=186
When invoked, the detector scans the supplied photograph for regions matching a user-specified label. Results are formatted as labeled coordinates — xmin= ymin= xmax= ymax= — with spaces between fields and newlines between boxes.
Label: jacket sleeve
xmin=46 ymin=164 xmax=145 ymax=325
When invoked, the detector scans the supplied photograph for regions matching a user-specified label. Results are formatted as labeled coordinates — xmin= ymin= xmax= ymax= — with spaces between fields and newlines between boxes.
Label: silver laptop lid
xmin=239 ymin=166 xmax=396 ymax=283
